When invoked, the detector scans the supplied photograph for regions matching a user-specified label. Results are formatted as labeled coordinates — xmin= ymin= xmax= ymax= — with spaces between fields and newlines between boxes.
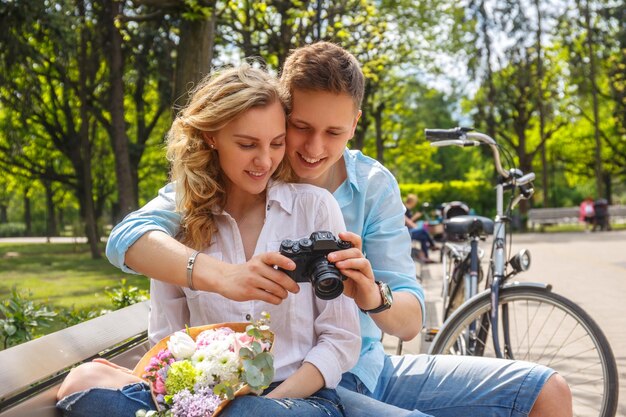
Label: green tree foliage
xmin=1 ymin=0 xmax=625 ymax=244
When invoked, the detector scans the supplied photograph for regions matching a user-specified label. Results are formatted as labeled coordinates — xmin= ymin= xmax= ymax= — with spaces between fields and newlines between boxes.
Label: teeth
xmin=301 ymin=154 xmax=323 ymax=164
xmin=248 ymin=171 xmax=264 ymax=177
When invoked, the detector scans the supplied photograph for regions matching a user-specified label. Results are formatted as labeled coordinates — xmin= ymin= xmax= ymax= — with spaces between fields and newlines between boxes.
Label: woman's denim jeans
xmin=56 ymin=382 xmax=155 ymax=417
xmin=57 ymin=382 xmax=344 ymax=417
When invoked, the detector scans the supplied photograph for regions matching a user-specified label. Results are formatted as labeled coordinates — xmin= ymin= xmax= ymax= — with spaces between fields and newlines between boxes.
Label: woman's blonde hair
xmin=166 ymin=63 xmax=291 ymax=250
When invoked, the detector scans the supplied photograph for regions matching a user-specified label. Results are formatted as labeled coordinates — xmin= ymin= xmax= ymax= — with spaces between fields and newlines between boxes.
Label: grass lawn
xmin=0 ymin=242 xmax=149 ymax=313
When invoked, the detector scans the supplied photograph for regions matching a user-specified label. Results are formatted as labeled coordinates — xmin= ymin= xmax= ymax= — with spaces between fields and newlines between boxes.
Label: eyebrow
xmin=233 ymin=133 xmax=286 ymax=141
xmin=289 ymin=117 xmax=345 ymax=131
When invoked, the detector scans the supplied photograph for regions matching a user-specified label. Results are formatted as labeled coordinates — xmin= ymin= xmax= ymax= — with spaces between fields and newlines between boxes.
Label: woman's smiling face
xmin=209 ymin=100 xmax=286 ymax=198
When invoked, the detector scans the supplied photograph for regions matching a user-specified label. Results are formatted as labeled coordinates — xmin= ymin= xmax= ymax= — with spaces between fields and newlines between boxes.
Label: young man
xmin=106 ymin=42 xmax=572 ymax=417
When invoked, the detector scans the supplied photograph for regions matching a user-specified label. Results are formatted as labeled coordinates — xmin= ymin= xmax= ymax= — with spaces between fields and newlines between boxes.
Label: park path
xmin=383 ymin=230 xmax=626 ymax=416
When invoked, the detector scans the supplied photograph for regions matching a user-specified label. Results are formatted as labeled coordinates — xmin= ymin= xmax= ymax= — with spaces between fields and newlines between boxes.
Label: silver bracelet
xmin=186 ymin=251 xmax=200 ymax=291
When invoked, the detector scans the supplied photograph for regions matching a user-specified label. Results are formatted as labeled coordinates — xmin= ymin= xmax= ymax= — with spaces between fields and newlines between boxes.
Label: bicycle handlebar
xmin=425 ymin=127 xmax=535 ymax=201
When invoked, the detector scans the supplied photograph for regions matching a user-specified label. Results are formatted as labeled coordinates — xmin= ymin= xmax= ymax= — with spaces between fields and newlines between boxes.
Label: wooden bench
xmin=527 ymin=205 xmax=626 ymax=231
xmin=0 ymin=301 xmax=151 ymax=417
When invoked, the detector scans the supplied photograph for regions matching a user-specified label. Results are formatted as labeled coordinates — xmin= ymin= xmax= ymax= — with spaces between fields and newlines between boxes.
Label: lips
xmin=246 ymin=170 xmax=268 ymax=179
xmin=297 ymin=152 xmax=325 ymax=168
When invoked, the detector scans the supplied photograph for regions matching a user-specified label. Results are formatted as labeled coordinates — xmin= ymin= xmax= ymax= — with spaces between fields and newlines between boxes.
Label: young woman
xmin=56 ymin=64 xmax=361 ymax=417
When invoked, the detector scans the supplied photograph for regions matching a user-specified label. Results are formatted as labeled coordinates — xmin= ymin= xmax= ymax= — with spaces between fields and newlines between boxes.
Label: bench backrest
xmin=0 ymin=301 xmax=150 ymax=417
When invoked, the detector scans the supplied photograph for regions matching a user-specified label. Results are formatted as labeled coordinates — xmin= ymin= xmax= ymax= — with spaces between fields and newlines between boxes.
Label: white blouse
xmin=148 ymin=181 xmax=360 ymax=388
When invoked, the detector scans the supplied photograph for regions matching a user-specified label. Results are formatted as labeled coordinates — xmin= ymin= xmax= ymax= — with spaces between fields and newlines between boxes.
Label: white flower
xmin=194 ymin=350 xmax=240 ymax=387
xmin=167 ymin=331 xmax=197 ymax=360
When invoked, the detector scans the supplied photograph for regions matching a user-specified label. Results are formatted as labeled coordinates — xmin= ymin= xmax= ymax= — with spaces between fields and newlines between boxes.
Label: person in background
xmin=404 ymin=193 xmax=438 ymax=263
xmin=579 ymin=196 xmax=595 ymax=232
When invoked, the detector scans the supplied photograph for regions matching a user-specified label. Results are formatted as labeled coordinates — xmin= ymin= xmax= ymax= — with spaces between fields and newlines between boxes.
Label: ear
xmin=348 ymin=110 xmax=362 ymax=139
xmin=203 ymin=133 xmax=216 ymax=149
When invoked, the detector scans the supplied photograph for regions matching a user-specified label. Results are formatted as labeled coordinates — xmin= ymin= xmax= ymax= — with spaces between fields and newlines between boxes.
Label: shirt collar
xmin=211 ymin=179 xmax=293 ymax=217
xmin=342 ymin=148 xmax=361 ymax=193
xmin=266 ymin=180 xmax=294 ymax=214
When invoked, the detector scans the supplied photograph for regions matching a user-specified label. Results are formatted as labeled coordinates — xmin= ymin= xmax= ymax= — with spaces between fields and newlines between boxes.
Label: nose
xmin=253 ymin=146 xmax=272 ymax=169
xmin=304 ymin=131 xmax=324 ymax=157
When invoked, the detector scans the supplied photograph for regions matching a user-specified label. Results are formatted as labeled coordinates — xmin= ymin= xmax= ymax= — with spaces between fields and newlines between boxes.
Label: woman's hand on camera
xmin=214 ymin=252 xmax=299 ymax=305
xmin=327 ymin=232 xmax=382 ymax=311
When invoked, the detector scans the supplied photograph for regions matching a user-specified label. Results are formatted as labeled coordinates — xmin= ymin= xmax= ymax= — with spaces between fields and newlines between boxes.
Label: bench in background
xmin=527 ymin=205 xmax=626 ymax=231
xmin=0 ymin=301 xmax=151 ymax=417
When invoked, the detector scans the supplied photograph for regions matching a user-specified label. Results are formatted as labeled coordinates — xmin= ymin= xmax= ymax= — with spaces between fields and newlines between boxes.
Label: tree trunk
xmin=0 ymin=205 xmax=7 ymax=223
xmin=78 ymin=0 xmax=101 ymax=259
xmin=582 ymin=0 xmax=604 ymax=198
xmin=374 ymin=102 xmax=385 ymax=163
xmin=105 ymin=0 xmax=136 ymax=220
xmin=479 ymin=0 xmax=497 ymax=139
xmin=173 ymin=10 xmax=216 ymax=110
xmin=534 ymin=0 xmax=549 ymax=207
xmin=43 ymin=179 xmax=58 ymax=237
xmin=23 ymin=189 xmax=32 ymax=236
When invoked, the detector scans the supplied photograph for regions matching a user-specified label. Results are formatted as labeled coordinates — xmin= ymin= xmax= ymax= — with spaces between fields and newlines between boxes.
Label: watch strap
xmin=360 ymin=281 xmax=392 ymax=314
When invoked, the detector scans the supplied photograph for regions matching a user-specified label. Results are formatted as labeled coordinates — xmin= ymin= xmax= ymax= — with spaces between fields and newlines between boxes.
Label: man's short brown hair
xmin=280 ymin=41 xmax=365 ymax=110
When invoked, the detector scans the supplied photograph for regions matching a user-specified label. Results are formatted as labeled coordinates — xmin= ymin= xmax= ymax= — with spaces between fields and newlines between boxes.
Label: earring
xmin=209 ymin=144 xmax=215 ymax=149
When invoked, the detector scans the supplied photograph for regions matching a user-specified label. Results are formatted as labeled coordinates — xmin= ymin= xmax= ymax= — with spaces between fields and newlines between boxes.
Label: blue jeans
xmin=57 ymin=382 xmax=344 ymax=417
xmin=56 ymin=382 xmax=155 ymax=417
xmin=221 ymin=387 xmax=344 ymax=417
xmin=409 ymin=228 xmax=436 ymax=258
xmin=338 ymin=354 xmax=554 ymax=417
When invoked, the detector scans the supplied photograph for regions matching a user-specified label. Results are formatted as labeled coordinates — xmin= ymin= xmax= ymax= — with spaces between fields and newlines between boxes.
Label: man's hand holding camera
xmin=326 ymin=232 xmax=384 ymax=312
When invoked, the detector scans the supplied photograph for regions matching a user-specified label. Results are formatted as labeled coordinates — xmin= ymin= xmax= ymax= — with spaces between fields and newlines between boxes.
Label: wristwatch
xmin=360 ymin=281 xmax=393 ymax=314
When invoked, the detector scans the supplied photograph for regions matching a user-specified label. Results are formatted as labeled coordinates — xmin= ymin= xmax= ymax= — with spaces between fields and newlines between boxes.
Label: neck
xmin=311 ymin=157 xmax=347 ymax=193
xmin=224 ymin=190 xmax=266 ymax=222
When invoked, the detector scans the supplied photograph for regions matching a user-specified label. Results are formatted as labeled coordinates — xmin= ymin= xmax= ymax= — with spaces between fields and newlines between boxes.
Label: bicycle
xmin=424 ymin=127 xmax=618 ymax=417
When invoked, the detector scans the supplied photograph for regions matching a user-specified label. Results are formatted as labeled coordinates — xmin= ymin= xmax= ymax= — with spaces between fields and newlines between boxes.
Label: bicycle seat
xmin=444 ymin=215 xmax=495 ymax=238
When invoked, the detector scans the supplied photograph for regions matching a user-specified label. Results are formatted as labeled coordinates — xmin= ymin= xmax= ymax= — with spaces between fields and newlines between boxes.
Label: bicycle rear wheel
xmin=429 ymin=284 xmax=618 ymax=417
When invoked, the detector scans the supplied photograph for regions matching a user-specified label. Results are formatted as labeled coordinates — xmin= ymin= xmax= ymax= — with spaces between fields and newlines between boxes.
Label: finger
xmin=265 ymin=266 xmax=300 ymax=293
xmin=252 ymin=272 xmax=292 ymax=299
xmin=261 ymin=252 xmax=296 ymax=271
xmin=245 ymin=287 xmax=284 ymax=305
xmin=328 ymin=247 xmax=364 ymax=263
xmin=338 ymin=231 xmax=362 ymax=250
xmin=334 ymin=257 xmax=371 ymax=273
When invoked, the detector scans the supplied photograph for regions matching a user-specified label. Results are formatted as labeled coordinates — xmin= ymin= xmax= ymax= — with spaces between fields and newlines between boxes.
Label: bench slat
xmin=0 ymin=301 xmax=150 ymax=401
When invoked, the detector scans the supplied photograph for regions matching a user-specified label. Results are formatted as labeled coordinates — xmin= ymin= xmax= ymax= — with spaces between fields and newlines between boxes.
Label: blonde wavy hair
xmin=166 ymin=63 xmax=292 ymax=250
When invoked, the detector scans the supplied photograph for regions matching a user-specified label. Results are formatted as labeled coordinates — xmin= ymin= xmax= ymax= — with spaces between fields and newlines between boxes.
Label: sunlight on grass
xmin=0 ymin=243 xmax=150 ymax=310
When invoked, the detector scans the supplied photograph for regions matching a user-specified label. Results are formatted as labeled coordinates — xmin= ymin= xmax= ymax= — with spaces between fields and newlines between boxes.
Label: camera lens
xmin=308 ymin=258 xmax=344 ymax=300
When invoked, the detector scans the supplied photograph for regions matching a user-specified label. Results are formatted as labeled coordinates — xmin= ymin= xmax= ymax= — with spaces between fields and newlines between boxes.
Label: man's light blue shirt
xmin=105 ymin=148 xmax=425 ymax=393
xmin=334 ymin=149 xmax=424 ymax=392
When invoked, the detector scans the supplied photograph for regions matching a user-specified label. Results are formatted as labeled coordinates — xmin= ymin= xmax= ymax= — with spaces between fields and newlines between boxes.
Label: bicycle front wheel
xmin=429 ymin=284 xmax=618 ymax=417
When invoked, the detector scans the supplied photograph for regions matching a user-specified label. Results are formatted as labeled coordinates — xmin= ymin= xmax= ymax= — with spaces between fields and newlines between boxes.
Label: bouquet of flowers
xmin=133 ymin=313 xmax=274 ymax=417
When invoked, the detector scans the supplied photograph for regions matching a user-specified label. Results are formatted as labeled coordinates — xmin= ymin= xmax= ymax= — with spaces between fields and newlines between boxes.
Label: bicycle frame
xmin=427 ymin=128 xmax=535 ymax=359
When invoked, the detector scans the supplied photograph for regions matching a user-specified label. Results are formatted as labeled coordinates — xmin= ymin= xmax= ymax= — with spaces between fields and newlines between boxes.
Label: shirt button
xmin=245 ymin=313 xmax=252 ymax=321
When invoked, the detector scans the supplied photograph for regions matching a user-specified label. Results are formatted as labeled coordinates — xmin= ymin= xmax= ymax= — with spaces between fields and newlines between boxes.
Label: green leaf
xmin=242 ymin=352 xmax=274 ymax=389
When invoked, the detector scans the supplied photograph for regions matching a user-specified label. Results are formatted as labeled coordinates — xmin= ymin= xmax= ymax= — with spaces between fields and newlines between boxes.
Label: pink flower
xmin=232 ymin=333 xmax=255 ymax=356
xmin=153 ymin=373 xmax=167 ymax=395
xmin=196 ymin=327 xmax=235 ymax=348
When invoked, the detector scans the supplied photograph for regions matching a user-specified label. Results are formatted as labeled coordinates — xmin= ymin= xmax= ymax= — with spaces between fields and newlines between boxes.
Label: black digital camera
xmin=279 ymin=231 xmax=352 ymax=300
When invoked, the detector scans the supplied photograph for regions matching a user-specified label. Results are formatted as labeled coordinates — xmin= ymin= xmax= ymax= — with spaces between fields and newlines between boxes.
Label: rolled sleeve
xmin=105 ymin=183 xmax=181 ymax=273
xmin=305 ymin=295 xmax=361 ymax=388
